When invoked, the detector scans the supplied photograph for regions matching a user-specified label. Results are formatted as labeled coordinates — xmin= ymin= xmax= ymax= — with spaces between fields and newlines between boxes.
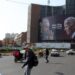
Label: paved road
xmin=0 ymin=53 xmax=75 ymax=75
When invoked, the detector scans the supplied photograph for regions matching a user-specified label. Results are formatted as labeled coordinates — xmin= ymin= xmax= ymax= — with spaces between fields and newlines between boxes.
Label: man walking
xmin=45 ymin=48 xmax=49 ymax=63
xmin=22 ymin=48 xmax=38 ymax=75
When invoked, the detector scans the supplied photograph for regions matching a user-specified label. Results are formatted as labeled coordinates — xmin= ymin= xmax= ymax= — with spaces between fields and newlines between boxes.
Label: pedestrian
xmin=45 ymin=48 xmax=49 ymax=63
xmin=21 ymin=48 xmax=38 ymax=75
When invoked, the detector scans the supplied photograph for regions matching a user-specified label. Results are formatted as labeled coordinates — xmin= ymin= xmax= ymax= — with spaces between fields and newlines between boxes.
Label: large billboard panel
xmin=39 ymin=15 xmax=75 ymax=42
xmin=27 ymin=4 xmax=75 ymax=43
xmin=39 ymin=16 xmax=64 ymax=41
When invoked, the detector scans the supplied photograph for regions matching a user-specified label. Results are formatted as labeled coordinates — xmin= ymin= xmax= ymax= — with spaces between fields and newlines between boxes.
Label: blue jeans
xmin=24 ymin=66 xmax=32 ymax=75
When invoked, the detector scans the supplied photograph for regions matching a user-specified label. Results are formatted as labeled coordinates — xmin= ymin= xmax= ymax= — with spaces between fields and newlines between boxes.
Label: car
xmin=51 ymin=49 xmax=60 ymax=57
xmin=66 ymin=49 xmax=75 ymax=55
xmin=60 ymin=49 xmax=64 ymax=52
xmin=20 ymin=50 xmax=26 ymax=54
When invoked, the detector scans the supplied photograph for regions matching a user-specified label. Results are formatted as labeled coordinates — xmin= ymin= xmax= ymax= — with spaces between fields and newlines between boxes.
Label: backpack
xmin=33 ymin=55 xmax=38 ymax=66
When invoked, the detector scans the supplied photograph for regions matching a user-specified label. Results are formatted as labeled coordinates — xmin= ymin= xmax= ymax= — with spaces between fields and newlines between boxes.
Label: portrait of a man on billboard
xmin=39 ymin=16 xmax=64 ymax=41
xmin=40 ymin=17 xmax=54 ymax=40
xmin=64 ymin=16 xmax=75 ymax=40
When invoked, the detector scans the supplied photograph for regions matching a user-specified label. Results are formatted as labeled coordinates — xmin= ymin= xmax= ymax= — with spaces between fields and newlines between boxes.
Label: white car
xmin=51 ymin=49 xmax=60 ymax=57
xmin=66 ymin=49 xmax=75 ymax=55
xmin=20 ymin=50 xmax=26 ymax=54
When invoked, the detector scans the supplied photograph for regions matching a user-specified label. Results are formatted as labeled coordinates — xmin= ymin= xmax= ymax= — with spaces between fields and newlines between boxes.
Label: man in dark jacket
xmin=22 ymin=48 xmax=36 ymax=75
xmin=45 ymin=48 xmax=49 ymax=63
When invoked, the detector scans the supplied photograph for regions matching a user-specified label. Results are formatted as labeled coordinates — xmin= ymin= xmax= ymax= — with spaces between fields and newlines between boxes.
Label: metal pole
xmin=48 ymin=0 xmax=50 ymax=5
xmin=45 ymin=0 xmax=50 ymax=17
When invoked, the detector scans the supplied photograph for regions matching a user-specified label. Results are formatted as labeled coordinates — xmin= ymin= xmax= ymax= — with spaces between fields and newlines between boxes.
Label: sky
xmin=0 ymin=0 xmax=65 ymax=40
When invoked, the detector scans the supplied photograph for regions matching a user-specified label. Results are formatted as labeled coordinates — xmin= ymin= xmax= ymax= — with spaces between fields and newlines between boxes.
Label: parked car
xmin=66 ymin=49 xmax=75 ymax=55
xmin=60 ymin=49 xmax=64 ymax=52
xmin=51 ymin=49 xmax=60 ymax=57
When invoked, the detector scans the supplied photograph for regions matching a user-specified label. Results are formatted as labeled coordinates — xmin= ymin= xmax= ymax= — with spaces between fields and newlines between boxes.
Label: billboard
xmin=39 ymin=16 xmax=64 ymax=41
xmin=27 ymin=4 xmax=75 ymax=43
xmin=39 ymin=15 xmax=75 ymax=42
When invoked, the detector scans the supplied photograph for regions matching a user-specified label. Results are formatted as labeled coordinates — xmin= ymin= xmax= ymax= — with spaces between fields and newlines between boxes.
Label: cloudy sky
xmin=0 ymin=0 xmax=65 ymax=40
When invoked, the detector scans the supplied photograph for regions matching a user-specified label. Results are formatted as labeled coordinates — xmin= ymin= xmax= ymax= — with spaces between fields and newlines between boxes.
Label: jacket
xmin=22 ymin=50 xmax=35 ymax=69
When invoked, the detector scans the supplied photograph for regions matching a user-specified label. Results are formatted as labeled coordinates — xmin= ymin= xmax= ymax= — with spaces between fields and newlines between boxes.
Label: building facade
xmin=27 ymin=4 xmax=65 ymax=43
xmin=14 ymin=32 xmax=27 ymax=46
xmin=66 ymin=0 xmax=75 ymax=15
xmin=66 ymin=0 xmax=75 ymax=49
xmin=3 ymin=33 xmax=18 ymax=46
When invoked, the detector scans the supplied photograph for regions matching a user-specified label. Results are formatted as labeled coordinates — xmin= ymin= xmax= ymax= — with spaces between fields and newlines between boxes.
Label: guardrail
xmin=0 ymin=46 xmax=23 ymax=50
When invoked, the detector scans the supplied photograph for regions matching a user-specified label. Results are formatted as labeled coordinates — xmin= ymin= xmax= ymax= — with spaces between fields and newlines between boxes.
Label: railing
xmin=0 ymin=46 xmax=23 ymax=50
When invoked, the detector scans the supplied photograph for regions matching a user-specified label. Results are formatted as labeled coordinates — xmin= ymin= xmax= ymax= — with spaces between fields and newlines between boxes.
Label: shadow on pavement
xmin=55 ymin=72 xmax=64 ymax=75
xmin=51 ymin=55 xmax=64 ymax=58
